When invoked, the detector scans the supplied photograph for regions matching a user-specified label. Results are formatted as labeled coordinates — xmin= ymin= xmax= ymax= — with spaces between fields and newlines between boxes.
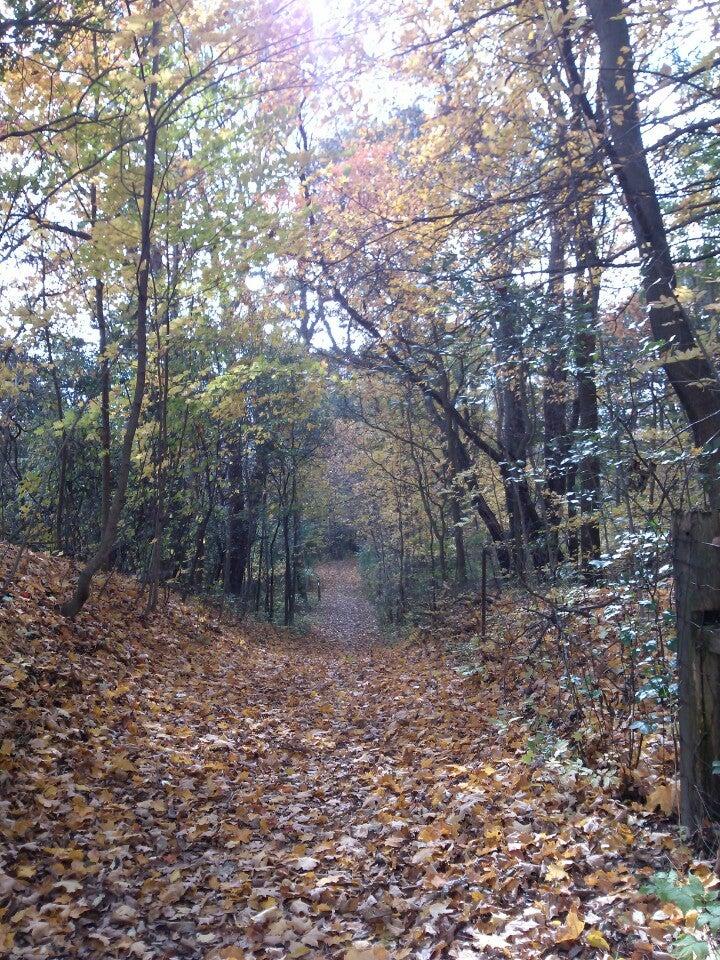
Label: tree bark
xmin=61 ymin=19 xmax=160 ymax=617
xmin=572 ymin=207 xmax=602 ymax=573
xmin=542 ymin=224 xmax=569 ymax=567
xmin=225 ymin=430 xmax=246 ymax=596
xmin=495 ymin=288 xmax=543 ymax=572
xmin=584 ymin=0 xmax=720 ymax=499
xmin=90 ymin=184 xmax=112 ymax=540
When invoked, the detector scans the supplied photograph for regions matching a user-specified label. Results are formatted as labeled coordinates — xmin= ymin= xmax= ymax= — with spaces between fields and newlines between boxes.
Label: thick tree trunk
xmin=585 ymin=0 xmax=720 ymax=499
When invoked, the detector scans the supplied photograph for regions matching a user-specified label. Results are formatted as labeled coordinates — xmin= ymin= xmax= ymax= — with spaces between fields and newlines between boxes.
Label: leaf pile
xmin=0 ymin=548 xmax=702 ymax=958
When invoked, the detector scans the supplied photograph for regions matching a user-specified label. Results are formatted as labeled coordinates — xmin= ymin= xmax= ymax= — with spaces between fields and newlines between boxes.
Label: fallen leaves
xmin=0 ymin=548 xmax=697 ymax=958
xmin=344 ymin=945 xmax=390 ymax=960
xmin=646 ymin=781 xmax=678 ymax=816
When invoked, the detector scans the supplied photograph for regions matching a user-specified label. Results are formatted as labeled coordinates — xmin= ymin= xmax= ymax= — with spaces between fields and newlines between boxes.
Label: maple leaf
xmin=546 ymin=861 xmax=569 ymax=882
xmin=645 ymin=781 xmax=677 ymax=816
xmin=556 ymin=910 xmax=585 ymax=946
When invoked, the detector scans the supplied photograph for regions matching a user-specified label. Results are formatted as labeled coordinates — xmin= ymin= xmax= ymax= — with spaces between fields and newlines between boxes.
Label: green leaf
xmin=672 ymin=933 xmax=709 ymax=960
xmin=642 ymin=872 xmax=717 ymax=914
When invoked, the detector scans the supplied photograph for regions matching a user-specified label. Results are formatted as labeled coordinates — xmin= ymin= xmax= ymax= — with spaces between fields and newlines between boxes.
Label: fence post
xmin=674 ymin=511 xmax=720 ymax=837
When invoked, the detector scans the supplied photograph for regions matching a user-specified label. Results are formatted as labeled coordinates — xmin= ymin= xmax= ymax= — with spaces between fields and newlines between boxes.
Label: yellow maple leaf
xmin=645 ymin=782 xmax=677 ymax=816
xmin=546 ymin=861 xmax=569 ymax=882
xmin=556 ymin=910 xmax=585 ymax=944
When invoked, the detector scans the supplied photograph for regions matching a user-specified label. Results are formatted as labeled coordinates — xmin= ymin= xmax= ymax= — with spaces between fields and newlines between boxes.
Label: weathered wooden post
xmin=674 ymin=511 xmax=720 ymax=837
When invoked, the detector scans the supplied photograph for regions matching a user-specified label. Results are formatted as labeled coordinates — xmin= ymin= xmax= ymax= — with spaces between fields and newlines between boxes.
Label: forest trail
xmin=1 ymin=550 xmax=678 ymax=959
xmin=311 ymin=560 xmax=381 ymax=646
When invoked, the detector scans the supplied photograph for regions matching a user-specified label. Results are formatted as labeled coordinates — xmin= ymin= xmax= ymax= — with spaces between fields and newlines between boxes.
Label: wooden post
xmin=674 ymin=511 xmax=720 ymax=836
xmin=481 ymin=547 xmax=488 ymax=640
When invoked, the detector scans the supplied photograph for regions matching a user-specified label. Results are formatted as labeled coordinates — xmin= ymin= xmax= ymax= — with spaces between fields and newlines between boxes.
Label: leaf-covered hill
xmin=0 ymin=546 xmax=705 ymax=959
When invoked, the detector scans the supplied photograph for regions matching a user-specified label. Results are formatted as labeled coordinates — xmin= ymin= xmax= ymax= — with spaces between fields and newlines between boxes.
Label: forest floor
xmin=0 ymin=547 xmax=700 ymax=959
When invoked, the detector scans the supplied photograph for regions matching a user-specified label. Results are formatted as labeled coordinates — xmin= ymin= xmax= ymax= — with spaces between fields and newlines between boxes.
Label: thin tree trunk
xmin=573 ymin=224 xmax=602 ymax=574
xmin=90 ymin=184 xmax=112 ymax=539
xmin=495 ymin=288 xmax=542 ymax=572
xmin=61 ymin=19 xmax=160 ymax=617
xmin=40 ymin=249 xmax=68 ymax=553
xmin=543 ymin=223 xmax=569 ymax=570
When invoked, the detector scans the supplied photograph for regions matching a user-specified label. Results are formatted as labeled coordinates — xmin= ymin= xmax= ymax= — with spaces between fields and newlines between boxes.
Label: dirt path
xmin=3 ymin=556 xmax=676 ymax=960
xmin=311 ymin=559 xmax=381 ymax=646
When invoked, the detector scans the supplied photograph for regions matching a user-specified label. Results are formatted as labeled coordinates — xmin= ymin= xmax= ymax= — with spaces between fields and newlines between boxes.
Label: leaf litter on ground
xmin=0 ymin=547 xmax=708 ymax=958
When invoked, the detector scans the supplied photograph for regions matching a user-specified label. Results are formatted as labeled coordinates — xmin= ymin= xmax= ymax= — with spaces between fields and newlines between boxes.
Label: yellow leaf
xmin=111 ymin=755 xmax=136 ymax=773
xmin=210 ymin=949 xmax=245 ymax=960
xmin=556 ymin=910 xmax=585 ymax=944
xmin=43 ymin=847 xmax=84 ymax=861
xmin=645 ymin=782 xmax=677 ymax=816
xmin=586 ymin=929 xmax=610 ymax=951
xmin=546 ymin=861 xmax=569 ymax=882
xmin=345 ymin=946 xmax=390 ymax=960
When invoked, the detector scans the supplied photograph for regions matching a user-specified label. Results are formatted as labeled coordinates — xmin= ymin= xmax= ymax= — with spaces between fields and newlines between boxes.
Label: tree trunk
xmin=225 ymin=431 xmax=246 ymax=596
xmin=572 ymin=211 xmax=602 ymax=574
xmin=585 ymin=0 xmax=720 ymax=499
xmin=90 ymin=184 xmax=112 ymax=540
xmin=283 ymin=510 xmax=293 ymax=625
xmin=61 ymin=21 xmax=160 ymax=617
xmin=674 ymin=511 xmax=720 ymax=837
xmin=495 ymin=288 xmax=542 ymax=572
xmin=40 ymin=252 xmax=68 ymax=554
xmin=543 ymin=224 xmax=569 ymax=568
xmin=444 ymin=419 xmax=468 ymax=586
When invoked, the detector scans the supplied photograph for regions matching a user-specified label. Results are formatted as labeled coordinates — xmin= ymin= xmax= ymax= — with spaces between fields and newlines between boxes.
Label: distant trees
xmin=1 ymin=0 xmax=719 ymax=623
xmin=1 ymin=0 xmax=327 ymax=622
xmin=290 ymin=0 xmax=720 ymax=605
